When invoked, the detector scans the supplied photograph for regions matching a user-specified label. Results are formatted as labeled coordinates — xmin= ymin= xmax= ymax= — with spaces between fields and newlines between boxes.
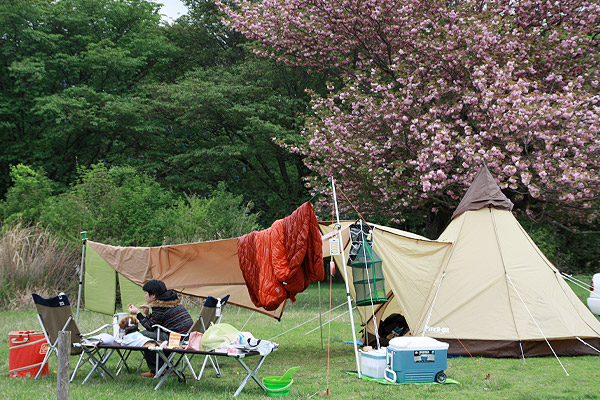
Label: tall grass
xmin=0 ymin=222 xmax=80 ymax=309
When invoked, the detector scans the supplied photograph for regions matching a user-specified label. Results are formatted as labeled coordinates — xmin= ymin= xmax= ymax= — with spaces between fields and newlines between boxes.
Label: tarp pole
xmin=332 ymin=178 xmax=362 ymax=378
xmin=75 ymin=231 xmax=86 ymax=322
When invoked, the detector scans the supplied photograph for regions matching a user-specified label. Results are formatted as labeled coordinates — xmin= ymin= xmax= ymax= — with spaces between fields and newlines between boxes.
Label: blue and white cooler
xmin=384 ymin=336 xmax=449 ymax=383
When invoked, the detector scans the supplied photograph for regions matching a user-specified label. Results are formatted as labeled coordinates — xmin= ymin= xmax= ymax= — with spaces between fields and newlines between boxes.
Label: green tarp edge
xmin=84 ymin=244 xmax=145 ymax=315
xmin=119 ymin=273 xmax=145 ymax=311
xmin=85 ymin=244 xmax=116 ymax=314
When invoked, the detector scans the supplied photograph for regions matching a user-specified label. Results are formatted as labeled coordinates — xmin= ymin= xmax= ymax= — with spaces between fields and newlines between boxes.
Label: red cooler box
xmin=9 ymin=331 xmax=49 ymax=377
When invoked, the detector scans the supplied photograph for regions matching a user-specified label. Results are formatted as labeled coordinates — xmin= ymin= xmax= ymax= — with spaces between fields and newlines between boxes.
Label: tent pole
xmin=76 ymin=231 xmax=86 ymax=322
xmin=332 ymin=178 xmax=362 ymax=378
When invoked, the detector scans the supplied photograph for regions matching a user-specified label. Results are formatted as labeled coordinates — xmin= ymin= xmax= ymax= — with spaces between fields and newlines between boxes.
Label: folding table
xmin=150 ymin=346 xmax=277 ymax=396
xmin=73 ymin=343 xmax=148 ymax=383
xmin=74 ymin=342 xmax=278 ymax=396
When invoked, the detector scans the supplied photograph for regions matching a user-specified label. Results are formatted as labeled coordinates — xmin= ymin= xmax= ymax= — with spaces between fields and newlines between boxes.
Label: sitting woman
xmin=119 ymin=316 xmax=158 ymax=347
xmin=128 ymin=280 xmax=193 ymax=342
xmin=128 ymin=279 xmax=193 ymax=377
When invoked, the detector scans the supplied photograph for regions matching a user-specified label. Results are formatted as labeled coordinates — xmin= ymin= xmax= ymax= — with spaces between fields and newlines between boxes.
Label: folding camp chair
xmin=32 ymin=293 xmax=112 ymax=382
xmin=154 ymin=295 xmax=230 ymax=380
xmin=192 ymin=294 xmax=230 ymax=380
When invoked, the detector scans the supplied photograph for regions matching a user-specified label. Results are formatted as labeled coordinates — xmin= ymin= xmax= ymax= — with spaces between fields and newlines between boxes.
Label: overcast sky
xmin=152 ymin=0 xmax=189 ymax=22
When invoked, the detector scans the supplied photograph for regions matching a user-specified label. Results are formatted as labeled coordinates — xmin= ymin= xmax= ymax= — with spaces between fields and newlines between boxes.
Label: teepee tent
xmin=414 ymin=165 xmax=600 ymax=357
xmin=325 ymin=166 xmax=600 ymax=357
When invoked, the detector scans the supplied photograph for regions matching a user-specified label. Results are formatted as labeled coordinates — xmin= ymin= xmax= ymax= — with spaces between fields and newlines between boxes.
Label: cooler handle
xmin=384 ymin=367 xmax=396 ymax=383
xmin=10 ymin=331 xmax=38 ymax=344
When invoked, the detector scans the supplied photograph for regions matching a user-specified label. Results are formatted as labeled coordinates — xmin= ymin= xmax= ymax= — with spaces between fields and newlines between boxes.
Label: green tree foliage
xmin=160 ymin=182 xmax=261 ymax=244
xmin=130 ymin=0 xmax=332 ymax=224
xmin=18 ymin=163 xmax=263 ymax=247
xmin=522 ymin=221 xmax=600 ymax=274
xmin=165 ymin=0 xmax=247 ymax=72
xmin=0 ymin=0 xmax=329 ymax=226
xmin=0 ymin=0 xmax=177 ymax=195
xmin=139 ymin=61 xmax=315 ymax=224
xmin=1 ymin=164 xmax=53 ymax=224
xmin=40 ymin=164 xmax=174 ymax=246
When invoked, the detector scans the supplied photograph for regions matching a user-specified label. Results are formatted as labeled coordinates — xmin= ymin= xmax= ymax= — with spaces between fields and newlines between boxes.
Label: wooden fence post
xmin=57 ymin=330 xmax=70 ymax=400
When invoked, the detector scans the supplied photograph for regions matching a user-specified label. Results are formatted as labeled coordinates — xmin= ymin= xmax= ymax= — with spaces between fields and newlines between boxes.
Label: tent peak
xmin=452 ymin=165 xmax=513 ymax=219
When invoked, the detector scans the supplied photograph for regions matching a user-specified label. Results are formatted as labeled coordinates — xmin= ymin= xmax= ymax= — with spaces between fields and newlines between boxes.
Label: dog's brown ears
xmin=119 ymin=315 xmax=139 ymax=330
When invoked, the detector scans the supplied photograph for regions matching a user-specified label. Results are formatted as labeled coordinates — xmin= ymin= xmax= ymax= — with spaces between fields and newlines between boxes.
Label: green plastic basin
xmin=263 ymin=376 xmax=293 ymax=397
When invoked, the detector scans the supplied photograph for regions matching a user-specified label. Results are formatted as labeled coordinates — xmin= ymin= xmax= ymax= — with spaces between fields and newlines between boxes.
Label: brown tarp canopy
xmin=87 ymin=237 xmax=286 ymax=320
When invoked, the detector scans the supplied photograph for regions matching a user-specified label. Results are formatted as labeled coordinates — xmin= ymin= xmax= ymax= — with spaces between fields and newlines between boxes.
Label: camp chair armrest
xmin=81 ymin=323 xmax=112 ymax=337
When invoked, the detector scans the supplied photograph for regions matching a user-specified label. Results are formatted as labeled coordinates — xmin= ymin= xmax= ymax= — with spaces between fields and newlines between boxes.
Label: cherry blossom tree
xmin=219 ymin=0 xmax=600 ymax=230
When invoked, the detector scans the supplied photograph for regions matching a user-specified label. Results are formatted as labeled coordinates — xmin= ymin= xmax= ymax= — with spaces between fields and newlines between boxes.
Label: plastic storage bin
xmin=384 ymin=336 xmax=449 ymax=383
xmin=360 ymin=348 xmax=387 ymax=379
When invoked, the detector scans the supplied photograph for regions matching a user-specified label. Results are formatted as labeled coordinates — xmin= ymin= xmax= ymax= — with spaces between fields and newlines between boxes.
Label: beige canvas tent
xmin=320 ymin=221 xmax=452 ymax=343
xmin=324 ymin=166 xmax=600 ymax=357
xmin=424 ymin=166 xmax=600 ymax=356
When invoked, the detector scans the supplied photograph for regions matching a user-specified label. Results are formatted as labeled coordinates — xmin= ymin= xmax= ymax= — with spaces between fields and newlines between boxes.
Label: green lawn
xmin=1 ymin=280 xmax=599 ymax=399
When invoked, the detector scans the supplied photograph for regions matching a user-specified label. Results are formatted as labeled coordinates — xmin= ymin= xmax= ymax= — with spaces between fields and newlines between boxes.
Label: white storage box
xmin=360 ymin=348 xmax=387 ymax=379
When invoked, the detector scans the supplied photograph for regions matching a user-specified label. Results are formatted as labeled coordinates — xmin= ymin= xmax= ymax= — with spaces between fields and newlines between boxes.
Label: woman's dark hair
xmin=142 ymin=280 xmax=167 ymax=296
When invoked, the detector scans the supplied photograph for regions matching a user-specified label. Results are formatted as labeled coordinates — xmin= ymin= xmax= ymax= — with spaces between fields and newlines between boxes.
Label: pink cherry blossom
xmin=220 ymin=0 xmax=600 ymax=226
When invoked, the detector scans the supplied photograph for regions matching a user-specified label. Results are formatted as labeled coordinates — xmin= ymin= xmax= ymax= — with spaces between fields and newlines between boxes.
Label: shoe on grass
xmin=141 ymin=371 xmax=155 ymax=377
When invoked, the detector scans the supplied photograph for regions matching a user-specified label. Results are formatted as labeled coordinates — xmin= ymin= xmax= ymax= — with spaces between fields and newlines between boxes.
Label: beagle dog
xmin=119 ymin=315 xmax=158 ymax=347
xmin=119 ymin=315 xmax=140 ymax=332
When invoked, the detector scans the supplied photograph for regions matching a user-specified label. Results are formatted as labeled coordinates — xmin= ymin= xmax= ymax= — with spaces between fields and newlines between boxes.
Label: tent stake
xmin=332 ymin=178 xmax=362 ymax=378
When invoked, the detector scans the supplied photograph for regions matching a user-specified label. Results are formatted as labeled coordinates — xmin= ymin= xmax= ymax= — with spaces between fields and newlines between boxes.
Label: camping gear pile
xmin=359 ymin=337 xmax=449 ymax=384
